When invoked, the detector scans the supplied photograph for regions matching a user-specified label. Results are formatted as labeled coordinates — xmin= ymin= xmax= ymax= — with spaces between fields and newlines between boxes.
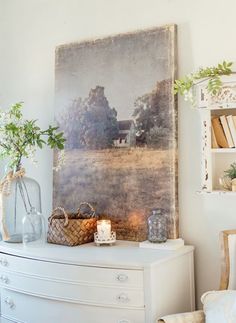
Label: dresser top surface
xmin=0 ymin=240 xmax=193 ymax=269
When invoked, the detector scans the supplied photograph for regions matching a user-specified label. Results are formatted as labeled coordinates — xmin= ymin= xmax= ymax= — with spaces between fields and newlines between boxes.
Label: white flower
xmin=183 ymin=89 xmax=196 ymax=106
xmin=53 ymin=150 xmax=66 ymax=172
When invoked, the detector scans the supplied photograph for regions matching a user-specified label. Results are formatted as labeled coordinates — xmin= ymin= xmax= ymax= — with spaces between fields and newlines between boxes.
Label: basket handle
xmin=49 ymin=207 xmax=69 ymax=227
xmin=77 ymin=202 xmax=96 ymax=218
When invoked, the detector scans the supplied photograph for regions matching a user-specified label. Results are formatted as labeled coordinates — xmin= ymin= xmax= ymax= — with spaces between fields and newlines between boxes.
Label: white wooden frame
xmin=197 ymin=76 xmax=236 ymax=194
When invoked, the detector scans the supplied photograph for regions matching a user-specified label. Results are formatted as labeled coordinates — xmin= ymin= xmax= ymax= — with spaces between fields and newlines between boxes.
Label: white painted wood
xmin=0 ymin=242 xmax=194 ymax=323
xmin=195 ymin=83 xmax=208 ymax=108
xmin=0 ymin=269 xmax=144 ymax=307
xmin=139 ymin=239 xmax=184 ymax=250
xmin=212 ymin=148 xmax=236 ymax=153
xmin=0 ymin=253 xmax=143 ymax=288
xmin=197 ymin=190 xmax=236 ymax=195
xmin=198 ymin=78 xmax=236 ymax=193
xmin=147 ymin=252 xmax=195 ymax=321
xmin=1 ymin=288 xmax=146 ymax=323
xmin=200 ymin=105 xmax=236 ymax=110
xmin=200 ymin=108 xmax=212 ymax=191
xmin=0 ymin=240 xmax=193 ymax=269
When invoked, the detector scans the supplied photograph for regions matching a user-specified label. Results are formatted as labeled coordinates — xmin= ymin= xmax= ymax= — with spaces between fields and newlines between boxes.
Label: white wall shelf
xmin=198 ymin=76 xmax=236 ymax=193
xmin=197 ymin=190 xmax=236 ymax=195
xmin=199 ymin=105 xmax=236 ymax=110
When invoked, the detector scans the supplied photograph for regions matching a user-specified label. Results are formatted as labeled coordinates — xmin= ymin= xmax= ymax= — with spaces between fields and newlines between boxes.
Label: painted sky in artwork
xmin=55 ymin=27 xmax=173 ymax=121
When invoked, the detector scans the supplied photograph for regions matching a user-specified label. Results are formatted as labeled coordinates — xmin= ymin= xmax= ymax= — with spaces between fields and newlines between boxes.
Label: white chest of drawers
xmin=0 ymin=241 xmax=194 ymax=323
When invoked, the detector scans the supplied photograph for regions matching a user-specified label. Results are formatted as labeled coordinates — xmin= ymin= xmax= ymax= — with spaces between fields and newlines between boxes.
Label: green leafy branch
xmin=174 ymin=61 xmax=233 ymax=104
xmin=0 ymin=102 xmax=66 ymax=170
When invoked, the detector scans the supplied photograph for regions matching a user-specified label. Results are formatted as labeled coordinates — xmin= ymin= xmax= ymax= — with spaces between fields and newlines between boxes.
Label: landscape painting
xmin=53 ymin=25 xmax=178 ymax=241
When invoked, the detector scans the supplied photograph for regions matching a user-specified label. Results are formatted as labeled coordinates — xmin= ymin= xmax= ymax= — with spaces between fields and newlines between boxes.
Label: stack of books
xmin=211 ymin=115 xmax=236 ymax=148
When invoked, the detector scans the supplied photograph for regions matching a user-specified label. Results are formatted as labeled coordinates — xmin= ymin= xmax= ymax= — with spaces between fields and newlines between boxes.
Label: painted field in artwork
xmin=53 ymin=148 xmax=177 ymax=241
xmin=54 ymin=25 xmax=178 ymax=241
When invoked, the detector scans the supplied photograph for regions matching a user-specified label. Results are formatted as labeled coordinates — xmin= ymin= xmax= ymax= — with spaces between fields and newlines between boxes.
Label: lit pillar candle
xmin=97 ymin=220 xmax=111 ymax=240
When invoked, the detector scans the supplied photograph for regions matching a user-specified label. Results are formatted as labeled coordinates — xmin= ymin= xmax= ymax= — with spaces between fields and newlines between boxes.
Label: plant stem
xmin=15 ymin=156 xmax=22 ymax=171
xmin=193 ymin=77 xmax=212 ymax=86
xmin=21 ymin=179 xmax=33 ymax=210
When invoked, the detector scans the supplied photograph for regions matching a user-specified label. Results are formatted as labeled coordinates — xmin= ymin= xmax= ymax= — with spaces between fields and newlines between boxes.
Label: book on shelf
xmin=227 ymin=115 xmax=236 ymax=147
xmin=219 ymin=115 xmax=235 ymax=148
xmin=211 ymin=117 xmax=229 ymax=148
xmin=232 ymin=116 xmax=236 ymax=132
xmin=211 ymin=126 xmax=219 ymax=148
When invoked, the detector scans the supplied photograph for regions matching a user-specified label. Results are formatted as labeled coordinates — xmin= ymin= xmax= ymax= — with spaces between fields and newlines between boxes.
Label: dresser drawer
xmin=0 ymin=271 xmax=144 ymax=308
xmin=1 ymin=289 xmax=146 ymax=323
xmin=0 ymin=253 xmax=143 ymax=288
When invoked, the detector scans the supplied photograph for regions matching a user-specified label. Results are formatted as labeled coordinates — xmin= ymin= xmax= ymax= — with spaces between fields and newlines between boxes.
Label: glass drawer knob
xmin=4 ymin=297 xmax=14 ymax=309
xmin=116 ymin=274 xmax=128 ymax=282
xmin=0 ymin=275 xmax=9 ymax=284
xmin=116 ymin=293 xmax=130 ymax=303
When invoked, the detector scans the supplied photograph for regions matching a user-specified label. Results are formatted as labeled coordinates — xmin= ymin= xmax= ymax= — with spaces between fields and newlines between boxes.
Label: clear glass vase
xmin=22 ymin=207 xmax=45 ymax=246
xmin=148 ymin=209 xmax=167 ymax=243
xmin=0 ymin=171 xmax=42 ymax=243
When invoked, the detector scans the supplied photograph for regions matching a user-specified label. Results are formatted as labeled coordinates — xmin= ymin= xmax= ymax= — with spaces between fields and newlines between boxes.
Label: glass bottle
xmin=148 ymin=209 xmax=167 ymax=243
xmin=0 ymin=171 xmax=42 ymax=243
xmin=22 ymin=207 xmax=45 ymax=246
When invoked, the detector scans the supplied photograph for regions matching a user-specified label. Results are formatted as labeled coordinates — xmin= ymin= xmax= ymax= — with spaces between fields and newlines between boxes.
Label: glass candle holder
xmin=97 ymin=220 xmax=111 ymax=240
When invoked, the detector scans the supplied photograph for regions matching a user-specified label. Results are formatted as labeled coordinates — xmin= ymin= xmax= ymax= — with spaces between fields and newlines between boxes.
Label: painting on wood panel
xmin=53 ymin=25 xmax=178 ymax=241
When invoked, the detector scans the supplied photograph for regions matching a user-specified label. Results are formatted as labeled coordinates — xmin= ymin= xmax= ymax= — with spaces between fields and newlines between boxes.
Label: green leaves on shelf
xmin=224 ymin=162 xmax=236 ymax=180
xmin=174 ymin=61 xmax=233 ymax=105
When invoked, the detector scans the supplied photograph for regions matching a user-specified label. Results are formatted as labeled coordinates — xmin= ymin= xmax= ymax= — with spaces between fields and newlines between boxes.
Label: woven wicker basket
xmin=47 ymin=203 xmax=97 ymax=246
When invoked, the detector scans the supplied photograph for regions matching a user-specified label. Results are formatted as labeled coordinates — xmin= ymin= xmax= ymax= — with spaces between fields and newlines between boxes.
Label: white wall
xmin=1 ymin=0 xmax=236 ymax=307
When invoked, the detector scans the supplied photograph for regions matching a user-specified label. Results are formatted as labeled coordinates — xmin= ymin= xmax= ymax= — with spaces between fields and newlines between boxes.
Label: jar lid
xmin=152 ymin=208 xmax=166 ymax=215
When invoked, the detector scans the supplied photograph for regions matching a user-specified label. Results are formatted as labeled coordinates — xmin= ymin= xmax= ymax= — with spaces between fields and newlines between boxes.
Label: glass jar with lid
xmin=22 ymin=207 xmax=45 ymax=246
xmin=148 ymin=208 xmax=167 ymax=243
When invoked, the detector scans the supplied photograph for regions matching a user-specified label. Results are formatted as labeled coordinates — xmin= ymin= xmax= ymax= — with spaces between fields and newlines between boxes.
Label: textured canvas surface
xmin=54 ymin=25 xmax=178 ymax=241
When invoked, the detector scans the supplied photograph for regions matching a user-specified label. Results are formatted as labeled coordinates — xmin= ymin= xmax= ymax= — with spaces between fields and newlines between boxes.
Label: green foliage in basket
xmin=174 ymin=61 xmax=233 ymax=105
xmin=0 ymin=102 xmax=66 ymax=170
xmin=224 ymin=162 xmax=236 ymax=180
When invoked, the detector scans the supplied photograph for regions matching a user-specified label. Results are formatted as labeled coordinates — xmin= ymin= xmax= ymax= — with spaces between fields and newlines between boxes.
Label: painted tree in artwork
xmin=133 ymin=79 xmax=171 ymax=148
xmin=81 ymin=86 xmax=118 ymax=149
xmin=58 ymin=98 xmax=84 ymax=149
xmin=59 ymin=86 xmax=118 ymax=149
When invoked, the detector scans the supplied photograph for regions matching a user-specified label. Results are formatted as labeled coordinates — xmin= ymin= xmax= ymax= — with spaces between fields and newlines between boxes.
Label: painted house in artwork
xmin=113 ymin=120 xmax=136 ymax=148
